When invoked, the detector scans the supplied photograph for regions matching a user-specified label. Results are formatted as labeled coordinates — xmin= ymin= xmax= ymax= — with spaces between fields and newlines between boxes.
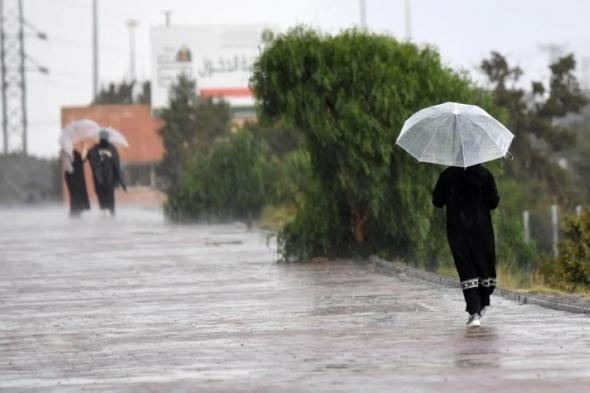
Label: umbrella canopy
xmin=60 ymin=120 xmax=129 ymax=157
xmin=396 ymin=102 xmax=514 ymax=168
xmin=94 ymin=127 xmax=129 ymax=148
xmin=60 ymin=119 xmax=101 ymax=157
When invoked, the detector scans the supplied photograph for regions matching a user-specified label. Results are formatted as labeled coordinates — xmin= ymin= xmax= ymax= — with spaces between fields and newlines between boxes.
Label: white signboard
xmin=150 ymin=25 xmax=273 ymax=109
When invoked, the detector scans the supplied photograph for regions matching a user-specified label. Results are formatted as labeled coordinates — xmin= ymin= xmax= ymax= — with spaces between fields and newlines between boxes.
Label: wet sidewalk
xmin=0 ymin=208 xmax=589 ymax=392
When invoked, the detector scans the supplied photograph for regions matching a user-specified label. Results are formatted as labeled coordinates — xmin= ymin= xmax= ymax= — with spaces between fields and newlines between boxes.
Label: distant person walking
xmin=63 ymin=141 xmax=90 ymax=217
xmin=432 ymin=164 xmax=499 ymax=328
xmin=88 ymin=130 xmax=126 ymax=216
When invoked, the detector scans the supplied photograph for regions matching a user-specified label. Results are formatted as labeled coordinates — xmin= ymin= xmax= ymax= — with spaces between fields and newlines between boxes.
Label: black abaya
xmin=64 ymin=151 xmax=90 ymax=216
xmin=88 ymin=141 xmax=126 ymax=215
xmin=432 ymin=164 xmax=499 ymax=315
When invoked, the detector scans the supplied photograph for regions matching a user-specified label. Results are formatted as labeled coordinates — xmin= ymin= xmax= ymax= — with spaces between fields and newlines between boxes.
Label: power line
xmin=32 ymin=71 xmax=87 ymax=83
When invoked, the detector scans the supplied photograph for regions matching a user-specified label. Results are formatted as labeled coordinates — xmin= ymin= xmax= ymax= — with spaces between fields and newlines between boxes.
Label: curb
xmin=370 ymin=255 xmax=590 ymax=315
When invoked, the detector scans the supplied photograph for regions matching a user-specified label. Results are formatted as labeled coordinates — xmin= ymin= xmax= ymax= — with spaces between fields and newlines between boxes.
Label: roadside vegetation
xmin=157 ymin=27 xmax=589 ymax=294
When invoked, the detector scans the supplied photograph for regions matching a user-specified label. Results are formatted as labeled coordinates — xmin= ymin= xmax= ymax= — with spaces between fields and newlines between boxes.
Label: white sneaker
xmin=466 ymin=313 xmax=481 ymax=328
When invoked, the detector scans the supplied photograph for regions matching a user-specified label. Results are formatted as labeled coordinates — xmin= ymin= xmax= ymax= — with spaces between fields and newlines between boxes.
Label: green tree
xmin=480 ymin=52 xmax=587 ymax=205
xmin=137 ymin=81 xmax=151 ymax=105
xmin=251 ymin=27 xmax=496 ymax=261
xmin=481 ymin=52 xmax=588 ymax=255
xmin=93 ymin=80 xmax=151 ymax=105
xmin=242 ymin=121 xmax=304 ymax=157
xmin=569 ymin=110 xmax=590 ymax=201
xmin=157 ymin=75 xmax=231 ymax=193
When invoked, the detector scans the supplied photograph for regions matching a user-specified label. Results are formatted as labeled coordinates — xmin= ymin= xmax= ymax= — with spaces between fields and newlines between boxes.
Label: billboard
xmin=150 ymin=25 xmax=273 ymax=109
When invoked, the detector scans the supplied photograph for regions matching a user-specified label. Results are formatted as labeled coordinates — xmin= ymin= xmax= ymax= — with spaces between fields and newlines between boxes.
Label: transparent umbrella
xmin=91 ymin=127 xmax=129 ymax=148
xmin=60 ymin=119 xmax=101 ymax=157
xmin=396 ymin=102 xmax=514 ymax=168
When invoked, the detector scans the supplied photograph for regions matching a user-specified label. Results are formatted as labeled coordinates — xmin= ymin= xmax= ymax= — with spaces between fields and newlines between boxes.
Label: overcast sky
xmin=16 ymin=0 xmax=590 ymax=157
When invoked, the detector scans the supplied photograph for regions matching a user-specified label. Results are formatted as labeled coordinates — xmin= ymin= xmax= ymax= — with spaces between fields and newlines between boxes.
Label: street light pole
xmin=127 ymin=19 xmax=137 ymax=82
xmin=359 ymin=0 xmax=366 ymax=29
xmin=163 ymin=10 xmax=171 ymax=27
xmin=92 ymin=0 xmax=98 ymax=99
xmin=404 ymin=0 xmax=412 ymax=41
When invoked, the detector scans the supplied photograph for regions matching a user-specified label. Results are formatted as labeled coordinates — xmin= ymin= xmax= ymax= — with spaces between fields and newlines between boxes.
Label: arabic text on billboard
xmin=150 ymin=25 xmax=272 ymax=108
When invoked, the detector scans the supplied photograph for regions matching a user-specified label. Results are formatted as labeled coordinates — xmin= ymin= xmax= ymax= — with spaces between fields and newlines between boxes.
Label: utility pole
xmin=1 ymin=0 xmax=8 ymax=154
xmin=404 ymin=0 xmax=412 ymax=41
xmin=127 ymin=19 xmax=137 ymax=82
xmin=17 ymin=0 xmax=26 ymax=154
xmin=163 ymin=10 xmax=171 ymax=27
xmin=92 ymin=0 xmax=98 ymax=99
xmin=359 ymin=0 xmax=366 ymax=29
xmin=0 ymin=0 xmax=48 ymax=155
xmin=551 ymin=204 xmax=559 ymax=257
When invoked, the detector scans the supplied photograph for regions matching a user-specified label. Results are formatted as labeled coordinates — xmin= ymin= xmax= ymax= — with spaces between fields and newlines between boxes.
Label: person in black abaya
xmin=63 ymin=141 xmax=90 ymax=217
xmin=88 ymin=131 xmax=126 ymax=216
xmin=432 ymin=164 xmax=499 ymax=327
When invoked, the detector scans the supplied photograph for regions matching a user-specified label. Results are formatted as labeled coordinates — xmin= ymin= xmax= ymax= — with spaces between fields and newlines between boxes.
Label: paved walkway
xmin=0 ymin=208 xmax=589 ymax=392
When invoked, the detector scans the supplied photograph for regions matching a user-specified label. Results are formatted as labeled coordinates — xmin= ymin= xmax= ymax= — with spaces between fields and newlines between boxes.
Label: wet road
xmin=0 ymin=208 xmax=589 ymax=392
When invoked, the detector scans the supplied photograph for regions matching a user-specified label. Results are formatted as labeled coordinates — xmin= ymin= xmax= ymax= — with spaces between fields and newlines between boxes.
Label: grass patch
xmin=496 ymin=261 xmax=533 ymax=290
xmin=496 ymin=261 xmax=590 ymax=299
xmin=437 ymin=259 xmax=560 ymax=294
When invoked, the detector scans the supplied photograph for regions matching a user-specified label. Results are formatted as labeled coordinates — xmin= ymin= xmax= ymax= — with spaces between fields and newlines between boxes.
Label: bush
xmin=539 ymin=209 xmax=590 ymax=290
xmin=159 ymin=76 xmax=309 ymax=224
xmin=273 ymin=149 xmax=312 ymax=205
xmin=165 ymin=129 xmax=274 ymax=223
xmin=277 ymin=179 xmax=352 ymax=261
